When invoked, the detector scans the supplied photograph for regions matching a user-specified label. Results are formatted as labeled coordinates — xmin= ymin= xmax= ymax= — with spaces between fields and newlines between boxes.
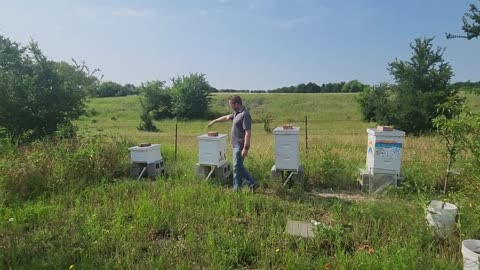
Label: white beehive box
xmin=128 ymin=144 xmax=162 ymax=164
xmin=366 ymin=128 xmax=405 ymax=175
xmin=197 ymin=134 xmax=228 ymax=166
xmin=273 ymin=127 xmax=300 ymax=170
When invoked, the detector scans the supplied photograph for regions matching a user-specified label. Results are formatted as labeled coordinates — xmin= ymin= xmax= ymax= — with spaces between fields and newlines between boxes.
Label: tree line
xmin=208 ymin=79 xmax=477 ymax=94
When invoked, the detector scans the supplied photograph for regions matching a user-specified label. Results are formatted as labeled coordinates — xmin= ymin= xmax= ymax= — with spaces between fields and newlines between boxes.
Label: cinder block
xmin=146 ymin=159 xmax=166 ymax=179
xmin=271 ymin=164 xmax=305 ymax=187
xmin=358 ymin=168 xmax=398 ymax=193
xmin=130 ymin=163 xmax=146 ymax=178
xmin=131 ymin=159 xmax=165 ymax=180
xmin=271 ymin=165 xmax=283 ymax=179
xmin=195 ymin=162 xmax=231 ymax=184
xmin=214 ymin=163 xmax=231 ymax=185
xmin=195 ymin=163 xmax=211 ymax=178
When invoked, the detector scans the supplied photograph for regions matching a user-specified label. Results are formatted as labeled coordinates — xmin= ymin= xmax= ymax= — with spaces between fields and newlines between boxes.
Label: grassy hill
xmin=0 ymin=93 xmax=479 ymax=269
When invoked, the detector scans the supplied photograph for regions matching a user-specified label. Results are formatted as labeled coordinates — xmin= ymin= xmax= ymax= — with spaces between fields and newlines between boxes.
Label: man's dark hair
xmin=228 ymin=95 xmax=243 ymax=105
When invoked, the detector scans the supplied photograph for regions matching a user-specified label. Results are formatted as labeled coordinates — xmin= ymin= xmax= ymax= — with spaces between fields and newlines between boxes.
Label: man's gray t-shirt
xmin=230 ymin=108 xmax=252 ymax=148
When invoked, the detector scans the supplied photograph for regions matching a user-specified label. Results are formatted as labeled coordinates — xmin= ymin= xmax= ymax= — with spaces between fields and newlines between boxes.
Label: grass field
xmin=1 ymin=93 xmax=479 ymax=269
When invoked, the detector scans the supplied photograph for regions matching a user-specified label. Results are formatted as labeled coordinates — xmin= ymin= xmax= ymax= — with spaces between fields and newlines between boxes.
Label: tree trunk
xmin=444 ymin=152 xmax=453 ymax=194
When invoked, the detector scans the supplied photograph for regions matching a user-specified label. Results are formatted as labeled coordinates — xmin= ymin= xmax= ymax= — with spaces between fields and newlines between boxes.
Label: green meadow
xmin=1 ymin=93 xmax=479 ymax=269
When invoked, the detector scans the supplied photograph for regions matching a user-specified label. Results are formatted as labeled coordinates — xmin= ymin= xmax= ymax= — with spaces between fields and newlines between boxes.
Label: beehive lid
xmin=128 ymin=143 xmax=161 ymax=151
xmin=366 ymin=128 xmax=405 ymax=137
xmin=273 ymin=127 xmax=300 ymax=135
xmin=197 ymin=133 xmax=227 ymax=140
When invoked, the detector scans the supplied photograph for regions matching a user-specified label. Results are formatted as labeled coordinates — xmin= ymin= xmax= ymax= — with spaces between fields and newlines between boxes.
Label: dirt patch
xmin=317 ymin=212 xmax=334 ymax=225
xmin=259 ymin=187 xmax=375 ymax=204
xmin=307 ymin=189 xmax=376 ymax=203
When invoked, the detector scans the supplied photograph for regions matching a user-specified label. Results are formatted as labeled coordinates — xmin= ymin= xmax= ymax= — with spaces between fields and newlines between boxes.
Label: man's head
xmin=228 ymin=95 xmax=243 ymax=111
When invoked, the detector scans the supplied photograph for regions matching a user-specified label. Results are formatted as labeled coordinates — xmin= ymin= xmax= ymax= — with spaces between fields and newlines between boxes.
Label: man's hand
xmin=241 ymin=148 xmax=248 ymax=158
xmin=208 ymin=115 xmax=232 ymax=127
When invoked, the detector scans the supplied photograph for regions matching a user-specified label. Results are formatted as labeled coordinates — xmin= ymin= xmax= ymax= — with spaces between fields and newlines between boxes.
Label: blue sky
xmin=0 ymin=0 xmax=478 ymax=89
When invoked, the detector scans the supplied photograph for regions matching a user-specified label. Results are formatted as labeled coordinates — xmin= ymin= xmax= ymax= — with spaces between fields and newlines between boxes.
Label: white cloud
xmin=76 ymin=8 xmax=96 ymax=17
xmin=197 ymin=8 xmax=224 ymax=17
xmin=111 ymin=8 xmax=155 ymax=18
xmin=274 ymin=15 xmax=322 ymax=29
xmin=75 ymin=6 xmax=156 ymax=19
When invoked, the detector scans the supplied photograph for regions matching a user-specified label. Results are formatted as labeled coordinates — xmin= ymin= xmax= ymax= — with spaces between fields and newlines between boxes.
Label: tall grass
xmin=0 ymin=93 xmax=479 ymax=268
xmin=0 ymin=135 xmax=131 ymax=204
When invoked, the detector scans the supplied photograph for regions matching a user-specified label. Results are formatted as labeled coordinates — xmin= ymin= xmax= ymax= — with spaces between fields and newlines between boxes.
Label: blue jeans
xmin=233 ymin=147 xmax=256 ymax=190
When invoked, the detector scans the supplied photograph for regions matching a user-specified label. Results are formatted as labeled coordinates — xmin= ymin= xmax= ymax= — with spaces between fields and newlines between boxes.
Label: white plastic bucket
xmin=426 ymin=200 xmax=458 ymax=236
xmin=462 ymin=239 xmax=480 ymax=270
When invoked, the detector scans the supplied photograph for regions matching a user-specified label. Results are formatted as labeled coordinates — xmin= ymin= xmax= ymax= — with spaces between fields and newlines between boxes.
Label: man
xmin=208 ymin=95 xmax=259 ymax=191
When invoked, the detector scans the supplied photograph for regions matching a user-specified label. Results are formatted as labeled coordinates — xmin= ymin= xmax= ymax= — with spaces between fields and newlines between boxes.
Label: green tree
xmin=433 ymin=96 xmax=470 ymax=193
xmin=0 ymin=36 xmax=97 ymax=142
xmin=123 ymin=83 xmax=139 ymax=96
xmin=170 ymin=73 xmax=212 ymax=119
xmin=342 ymin=80 xmax=368 ymax=93
xmin=140 ymin=81 xmax=173 ymax=119
xmin=356 ymin=84 xmax=391 ymax=122
xmin=137 ymin=80 xmax=171 ymax=132
xmin=388 ymin=37 xmax=455 ymax=134
xmin=96 ymin=81 xmax=138 ymax=97
xmin=357 ymin=38 xmax=457 ymax=134
xmin=368 ymin=38 xmax=456 ymax=134
xmin=54 ymin=60 xmax=100 ymax=97
xmin=137 ymin=106 xmax=159 ymax=132
xmin=97 ymin=81 xmax=125 ymax=97
xmin=447 ymin=0 xmax=480 ymax=40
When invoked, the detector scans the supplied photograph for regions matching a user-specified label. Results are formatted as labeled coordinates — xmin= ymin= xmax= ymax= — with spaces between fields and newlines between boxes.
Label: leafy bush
xmin=0 ymin=35 xmax=98 ymax=142
xmin=140 ymin=81 xmax=173 ymax=120
xmin=170 ymin=73 xmax=212 ymax=119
